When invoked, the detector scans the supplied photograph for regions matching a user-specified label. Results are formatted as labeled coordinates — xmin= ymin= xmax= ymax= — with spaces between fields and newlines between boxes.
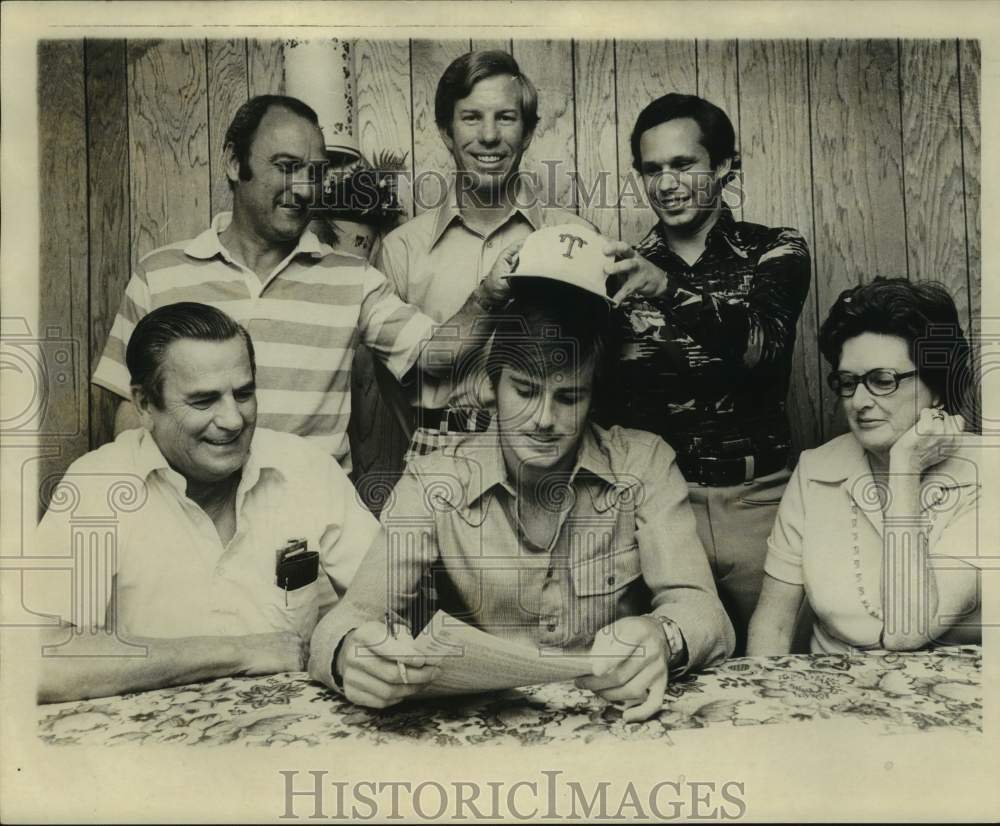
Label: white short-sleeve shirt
xmin=764 ymin=432 xmax=983 ymax=652
xmin=27 ymin=427 xmax=381 ymax=639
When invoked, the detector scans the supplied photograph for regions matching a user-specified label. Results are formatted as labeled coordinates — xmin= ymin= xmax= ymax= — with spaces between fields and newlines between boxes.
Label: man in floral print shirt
xmin=602 ymin=93 xmax=811 ymax=654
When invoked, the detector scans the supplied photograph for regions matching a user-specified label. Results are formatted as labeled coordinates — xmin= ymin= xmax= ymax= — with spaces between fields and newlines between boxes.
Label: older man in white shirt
xmin=32 ymin=302 xmax=381 ymax=702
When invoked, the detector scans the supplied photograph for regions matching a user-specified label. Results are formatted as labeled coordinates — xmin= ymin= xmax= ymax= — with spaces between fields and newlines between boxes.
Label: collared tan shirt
xmin=309 ymin=424 xmax=734 ymax=687
xmin=376 ymin=179 xmax=593 ymax=411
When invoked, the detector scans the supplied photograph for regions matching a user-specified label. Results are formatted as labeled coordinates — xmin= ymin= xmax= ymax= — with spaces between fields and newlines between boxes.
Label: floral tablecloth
xmin=38 ymin=646 xmax=981 ymax=747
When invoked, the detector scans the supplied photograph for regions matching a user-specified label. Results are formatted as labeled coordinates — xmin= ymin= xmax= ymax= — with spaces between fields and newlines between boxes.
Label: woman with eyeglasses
xmin=747 ymin=277 xmax=981 ymax=654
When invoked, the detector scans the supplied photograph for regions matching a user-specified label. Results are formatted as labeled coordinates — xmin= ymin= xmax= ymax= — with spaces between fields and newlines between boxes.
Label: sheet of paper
xmin=412 ymin=611 xmax=595 ymax=696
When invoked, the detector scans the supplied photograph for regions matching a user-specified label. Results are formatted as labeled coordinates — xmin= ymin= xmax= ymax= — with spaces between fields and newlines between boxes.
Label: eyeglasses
xmin=827 ymin=368 xmax=918 ymax=398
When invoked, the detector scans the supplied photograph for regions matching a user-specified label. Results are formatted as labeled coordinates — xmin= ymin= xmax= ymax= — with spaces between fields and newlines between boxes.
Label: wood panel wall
xmin=37 ymin=38 xmax=981 ymax=511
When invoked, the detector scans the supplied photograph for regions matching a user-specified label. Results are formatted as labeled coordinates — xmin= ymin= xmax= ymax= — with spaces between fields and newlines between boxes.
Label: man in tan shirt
xmin=375 ymin=50 xmax=593 ymax=457
xmin=310 ymin=226 xmax=733 ymax=722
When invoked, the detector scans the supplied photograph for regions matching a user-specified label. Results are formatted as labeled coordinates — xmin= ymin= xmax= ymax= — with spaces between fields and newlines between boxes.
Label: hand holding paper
xmin=336 ymin=620 xmax=443 ymax=710
xmin=410 ymin=612 xmax=594 ymax=696
xmin=576 ymin=616 xmax=670 ymax=723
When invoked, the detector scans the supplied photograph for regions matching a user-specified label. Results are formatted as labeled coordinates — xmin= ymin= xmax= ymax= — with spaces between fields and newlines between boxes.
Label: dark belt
xmin=677 ymin=447 xmax=788 ymax=486
xmin=413 ymin=406 xmax=492 ymax=434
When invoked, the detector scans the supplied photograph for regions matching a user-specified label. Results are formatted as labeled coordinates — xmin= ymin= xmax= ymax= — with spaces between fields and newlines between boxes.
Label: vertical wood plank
xmin=247 ymin=39 xmax=284 ymax=97
xmin=959 ymin=39 xmax=980 ymax=331
xmin=614 ymin=40 xmax=698 ymax=244
xmin=128 ymin=39 xmax=211 ymax=264
xmin=511 ymin=39 xmax=576 ymax=214
xmin=38 ymin=40 xmax=90 ymax=498
xmin=206 ymin=39 xmax=249 ymax=219
xmin=809 ymin=40 xmax=907 ymax=439
xmin=958 ymin=39 xmax=981 ymax=430
xmin=471 ymin=39 xmax=511 ymax=53
xmin=573 ymin=39 xmax=620 ymax=237
xmin=740 ymin=42 xmax=814 ymax=233
xmin=900 ymin=40 xmax=969 ymax=324
xmin=739 ymin=39 xmax=821 ymax=456
xmin=85 ymin=40 xmax=131 ymax=451
xmin=697 ymin=39 xmax=742 ymax=220
xmin=355 ymin=39 xmax=415 ymax=219
xmin=350 ymin=38 xmax=415 ymax=509
xmin=410 ymin=39 xmax=469 ymax=215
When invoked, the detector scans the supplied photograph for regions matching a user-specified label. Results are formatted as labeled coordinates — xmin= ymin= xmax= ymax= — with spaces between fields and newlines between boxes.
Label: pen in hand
xmin=385 ymin=611 xmax=410 ymax=685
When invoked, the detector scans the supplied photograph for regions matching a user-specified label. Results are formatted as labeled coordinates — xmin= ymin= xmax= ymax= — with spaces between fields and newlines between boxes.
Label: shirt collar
xmin=238 ymin=430 xmax=290 ymax=489
xmin=462 ymin=428 xmax=509 ymax=506
xmin=134 ymin=428 xmax=176 ymax=484
xmin=806 ymin=432 xmax=979 ymax=540
xmin=804 ymin=431 xmax=979 ymax=490
xmin=705 ymin=203 xmax=737 ymax=242
xmin=133 ymin=427 xmax=287 ymax=497
xmin=645 ymin=202 xmax=738 ymax=259
xmin=184 ymin=212 xmax=326 ymax=262
xmin=803 ymin=433 xmax=868 ymax=484
xmin=429 ymin=175 xmax=544 ymax=249
xmin=574 ymin=426 xmax=620 ymax=487
xmin=463 ymin=423 xmax=617 ymax=506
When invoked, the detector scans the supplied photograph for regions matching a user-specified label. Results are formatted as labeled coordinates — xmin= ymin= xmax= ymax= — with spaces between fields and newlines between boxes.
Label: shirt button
xmin=486 ymin=240 xmax=494 ymax=248
xmin=606 ymin=576 xmax=616 ymax=586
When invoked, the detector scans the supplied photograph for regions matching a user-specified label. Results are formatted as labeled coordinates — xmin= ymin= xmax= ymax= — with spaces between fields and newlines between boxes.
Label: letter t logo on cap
xmin=558 ymin=233 xmax=587 ymax=259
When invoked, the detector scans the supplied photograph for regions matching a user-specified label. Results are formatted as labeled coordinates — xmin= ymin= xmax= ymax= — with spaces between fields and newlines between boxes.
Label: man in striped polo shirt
xmin=93 ymin=95 xmax=510 ymax=472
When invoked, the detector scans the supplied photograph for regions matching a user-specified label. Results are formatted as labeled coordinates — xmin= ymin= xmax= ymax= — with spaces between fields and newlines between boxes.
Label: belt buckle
xmin=697 ymin=455 xmax=755 ymax=486
xmin=697 ymin=456 xmax=721 ymax=487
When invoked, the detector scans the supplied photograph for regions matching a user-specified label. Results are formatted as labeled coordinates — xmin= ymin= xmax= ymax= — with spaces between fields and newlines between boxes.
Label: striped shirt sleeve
xmin=357 ymin=264 xmax=434 ymax=381
xmin=92 ymin=262 xmax=153 ymax=399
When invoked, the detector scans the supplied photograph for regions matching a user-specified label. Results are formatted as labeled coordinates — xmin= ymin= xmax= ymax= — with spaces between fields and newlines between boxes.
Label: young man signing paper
xmin=309 ymin=226 xmax=734 ymax=722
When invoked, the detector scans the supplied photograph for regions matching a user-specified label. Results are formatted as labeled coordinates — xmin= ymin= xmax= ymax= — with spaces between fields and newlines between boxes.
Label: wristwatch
xmin=653 ymin=615 xmax=688 ymax=672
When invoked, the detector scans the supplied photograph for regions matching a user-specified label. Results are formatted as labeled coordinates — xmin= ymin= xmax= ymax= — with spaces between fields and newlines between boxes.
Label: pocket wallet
xmin=276 ymin=550 xmax=319 ymax=591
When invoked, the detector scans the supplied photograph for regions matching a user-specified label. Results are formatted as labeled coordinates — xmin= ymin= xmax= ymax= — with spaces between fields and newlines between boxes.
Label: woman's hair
xmin=126 ymin=302 xmax=255 ymax=409
xmin=485 ymin=279 xmax=619 ymax=397
xmin=435 ymin=50 xmax=539 ymax=134
xmin=818 ymin=277 xmax=974 ymax=416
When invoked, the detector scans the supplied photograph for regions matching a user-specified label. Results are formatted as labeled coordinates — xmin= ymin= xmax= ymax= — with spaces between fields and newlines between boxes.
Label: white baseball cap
xmin=507 ymin=224 xmax=612 ymax=303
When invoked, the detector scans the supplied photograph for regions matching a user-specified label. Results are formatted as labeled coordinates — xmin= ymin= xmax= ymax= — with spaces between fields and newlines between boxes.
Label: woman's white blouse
xmin=764 ymin=432 xmax=983 ymax=652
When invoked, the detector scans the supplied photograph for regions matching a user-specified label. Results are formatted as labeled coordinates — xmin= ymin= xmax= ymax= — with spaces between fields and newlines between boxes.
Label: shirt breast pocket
xmin=570 ymin=544 xmax=643 ymax=597
xmin=271 ymin=576 xmax=320 ymax=636
xmin=569 ymin=544 xmax=644 ymax=638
